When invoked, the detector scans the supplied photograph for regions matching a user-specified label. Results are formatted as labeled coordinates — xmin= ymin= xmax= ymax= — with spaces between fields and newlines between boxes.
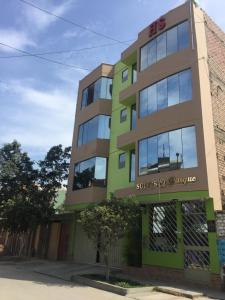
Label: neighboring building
xmin=65 ymin=1 xmax=225 ymax=288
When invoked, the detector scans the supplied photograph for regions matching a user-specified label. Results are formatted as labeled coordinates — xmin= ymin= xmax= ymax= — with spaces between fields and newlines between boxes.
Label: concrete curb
xmin=71 ymin=275 xmax=154 ymax=296
xmin=155 ymin=286 xmax=204 ymax=299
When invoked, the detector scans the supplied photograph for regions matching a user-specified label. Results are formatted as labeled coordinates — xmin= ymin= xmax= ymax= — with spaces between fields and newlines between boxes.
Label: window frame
xmin=80 ymin=76 xmax=112 ymax=110
xmin=139 ymin=68 xmax=192 ymax=119
xmin=73 ymin=156 xmax=108 ymax=190
xmin=129 ymin=149 xmax=136 ymax=182
xmin=77 ymin=114 xmax=111 ymax=147
xmin=118 ymin=153 xmax=126 ymax=169
xmin=138 ymin=126 xmax=198 ymax=176
xmin=139 ymin=20 xmax=189 ymax=72
xmin=122 ymin=69 xmax=129 ymax=83
xmin=120 ymin=108 xmax=127 ymax=123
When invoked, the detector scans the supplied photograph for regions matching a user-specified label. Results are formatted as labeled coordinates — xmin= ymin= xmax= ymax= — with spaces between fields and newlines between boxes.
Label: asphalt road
xmin=0 ymin=261 xmax=210 ymax=300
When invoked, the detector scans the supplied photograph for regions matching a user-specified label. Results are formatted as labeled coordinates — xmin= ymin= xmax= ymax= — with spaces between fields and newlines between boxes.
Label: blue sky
xmin=0 ymin=0 xmax=224 ymax=161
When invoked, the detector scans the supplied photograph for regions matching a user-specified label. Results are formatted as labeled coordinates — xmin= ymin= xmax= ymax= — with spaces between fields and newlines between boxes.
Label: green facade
xmin=107 ymin=61 xmax=135 ymax=197
xmin=105 ymin=58 xmax=220 ymax=277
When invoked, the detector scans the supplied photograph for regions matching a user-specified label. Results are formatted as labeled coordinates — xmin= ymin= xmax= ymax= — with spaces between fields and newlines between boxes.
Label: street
xmin=0 ymin=260 xmax=196 ymax=300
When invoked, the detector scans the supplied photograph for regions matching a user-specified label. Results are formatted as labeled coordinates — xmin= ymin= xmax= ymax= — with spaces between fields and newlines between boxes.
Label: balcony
xmin=74 ymin=139 xmax=110 ymax=163
xmin=66 ymin=186 xmax=107 ymax=205
xmin=117 ymin=129 xmax=136 ymax=151
xmin=119 ymin=82 xmax=137 ymax=106
xmin=121 ymin=41 xmax=138 ymax=65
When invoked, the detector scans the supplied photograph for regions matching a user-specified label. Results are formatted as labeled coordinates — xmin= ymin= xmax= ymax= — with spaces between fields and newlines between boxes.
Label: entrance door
xmin=181 ymin=200 xmax=210 ymax=282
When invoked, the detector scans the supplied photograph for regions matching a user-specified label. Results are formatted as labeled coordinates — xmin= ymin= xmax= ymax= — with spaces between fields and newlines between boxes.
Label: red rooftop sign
xmin=149 ymin=17 xmax=166 ymax=37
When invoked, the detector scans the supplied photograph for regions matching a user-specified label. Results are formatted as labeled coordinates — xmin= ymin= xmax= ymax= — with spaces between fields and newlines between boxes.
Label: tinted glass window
xmin=157 ymin=32 xmax=166 ymax=61
xmin=148 ymin=39 xmax=157 ymax=67
xmin=138 ymin=126 xmax=198 ymax=175
xmin=131 ymin=104 xmax=136 ymax=130
xmin=122 ymin=69 xmax=128 ymax=82
xmin=120 ymin=108 xmax=127 ymax=123
xmin=119 ymin=153 xmax=126 ymax=169
xmin=130 ymin=150 xmax=135 ymax=182
xmin=147 ymin=135 xmax=158 ymax=174
xmin=139 ymin=139 xmax=148 ymax=175
xmin=157 ymin=79 xmax=168 ymax=111
xmin=179 ymin=69 xmax=192 ymax=103
xmin=158 ymin=132 xmax=170 ymax=172
xmin=78 ymin=115 xmax=110 ymax=146
xmin=73 ymin=157 xmax=107 ymax=190
xmin=167 ymin=26 xmax=178 ymax=56
xmin=148 ymin=84 xmax=157 ymax=115
xmin=140 ymin=21 xmax=189 ymax=71
xmin=139 ymin=69 xmax=192 ymax=118
xmin=132 ymin=63 xmax=137 ymax=84
xmin=140 ymin=88 xmax=148 ymax=118
xmin=81 ymin=77 xmax=112 ymax=109
xmin=178 ymin=21 xmax=189 ymax=50
xmin=168 ymin=73 xmax=179 ymax=106
xmin=182 ymin=127 xmax=198 ymax=168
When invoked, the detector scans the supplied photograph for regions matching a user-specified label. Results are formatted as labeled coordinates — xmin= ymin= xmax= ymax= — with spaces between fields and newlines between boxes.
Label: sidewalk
xmin=7 ymin=259 xmax=225 ymax=300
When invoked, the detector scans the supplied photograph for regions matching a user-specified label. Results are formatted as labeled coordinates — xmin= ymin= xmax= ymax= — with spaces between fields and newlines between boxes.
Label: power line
xmin=0 ymin=41 xmax=90 ymax=71
xmin=0 ymin=40 xmax=133 ymax=59
xmin=18 ymin=0 xmax=130 ymax=45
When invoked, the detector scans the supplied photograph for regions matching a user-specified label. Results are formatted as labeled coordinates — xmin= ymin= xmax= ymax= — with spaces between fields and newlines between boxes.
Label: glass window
xmin=158 ymin=132 xmax=170 ymax=172
xmin=130 ymin=150 xmax=135 ymax=182
xmin=139 ymin=69 xmax=192 ymax=118
xmin=140 ymin=88 xmax=149 ymax=118
xmin=179 ymin=69 xmax=192 ymax=103
xmin=140 ymin=21 xmax=189 ymax=71
xmin=157 ymin=79 xmax=168 ymax=111
xmin=78 ymin=115 xmax=111 ymax=146
xmin=169 ymin=129 xmax=183 ymax=170
xmin=178 ymin=21 xmax=189 ymax=50
xmin=98 ymin=115 xmax=110 ymax=139
xmin=119 ymin=153 xmax=126 ymax=169
xmin=157 ymin=32 xmax=166 ymax=61
xmin=122 ymin=69 xmax=128 ymax=82
xmin=81 ymin=88 xmax=88 ymax=108
xmin=138 ymin=126 xmax=198 ymax=175
xmin=120 ymin=108 xmax=127 ymax=123
xmin=167 ymin=26 xmax=178 ymax=56
xmin=132 ymin=63 xmax=137 ymax=84
xmin=131 ymin=104 xmax=136 ymax=130
xmin=140 ymin=45 xmax=148 ymax=71
xmin=168 ymin=73 xmax=179 ymax=106
xmin=73 ymin=157 xmax=107 ymax=190
xmin=148 ymin=39 xmax=157 ymax=67
xmin=94 ymin=78 xmax=101 ymax=101
xmin=139 ymin=139 xmax=148 ymax=175
xmin=147 ymin=136 xmax=158 ymax=174
xmin=81 ymin=77 xmax=112 ymax=109
xmin=148 ymin=84 xmax=157 ymax=115
xmin=182 ymin=127 xmax=198 ymax=168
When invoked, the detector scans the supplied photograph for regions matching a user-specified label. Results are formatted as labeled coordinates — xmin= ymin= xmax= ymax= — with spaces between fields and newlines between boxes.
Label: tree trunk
xmin=104 ymin=253 xmax=110 ymax=281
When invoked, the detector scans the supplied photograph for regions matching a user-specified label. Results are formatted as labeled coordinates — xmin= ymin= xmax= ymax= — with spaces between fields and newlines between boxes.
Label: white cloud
xmin=22 ymin=0 xmax=74 ymax=31
xmin=0 ymin=81 xmax=76 ymax=152
xmin=0 ymin=29 xmax=35 ymax=52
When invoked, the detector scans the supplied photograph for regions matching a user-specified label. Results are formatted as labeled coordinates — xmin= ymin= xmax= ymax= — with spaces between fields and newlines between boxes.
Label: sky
xmin=0 ymin=0 xmax=225 ymax=161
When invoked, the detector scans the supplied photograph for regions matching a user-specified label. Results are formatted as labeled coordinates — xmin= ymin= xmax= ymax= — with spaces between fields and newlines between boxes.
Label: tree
xmin=79 ymin=195 xmax=140 ymax=281
xmin=0 ymin=141 xmax=71 ymax=256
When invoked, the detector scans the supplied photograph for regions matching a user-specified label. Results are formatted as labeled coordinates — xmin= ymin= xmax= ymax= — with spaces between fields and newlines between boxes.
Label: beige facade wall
xmin=66 ymin=64 xmax=113 ymax=205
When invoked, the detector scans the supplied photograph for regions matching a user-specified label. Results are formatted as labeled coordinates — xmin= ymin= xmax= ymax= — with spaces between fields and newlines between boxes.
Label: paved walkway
xmin=0 ymin=260 xmax=184 ymax=300
xmin=0 ymin=259 xmax=223 ymax=300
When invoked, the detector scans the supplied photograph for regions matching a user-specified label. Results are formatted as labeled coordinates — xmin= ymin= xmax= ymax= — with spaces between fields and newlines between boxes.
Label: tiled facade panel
xmin=205 ymin=13 xmax=225 ymax=208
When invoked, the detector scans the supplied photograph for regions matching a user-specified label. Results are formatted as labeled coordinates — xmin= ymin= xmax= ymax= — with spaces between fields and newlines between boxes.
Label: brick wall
xmin=204 ymin=13 xmax=225 ymax=208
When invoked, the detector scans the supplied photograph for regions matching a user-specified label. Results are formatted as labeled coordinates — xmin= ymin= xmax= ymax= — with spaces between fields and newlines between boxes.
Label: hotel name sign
xmin=136 ymin=176 xmax=197 ymax=191
xmin=149 ymin=16 xmax=166 ymax=37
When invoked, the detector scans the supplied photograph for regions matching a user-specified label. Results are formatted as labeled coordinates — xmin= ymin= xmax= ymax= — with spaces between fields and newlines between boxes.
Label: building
xmin=65 ymin=0 xmax=225 ymax=288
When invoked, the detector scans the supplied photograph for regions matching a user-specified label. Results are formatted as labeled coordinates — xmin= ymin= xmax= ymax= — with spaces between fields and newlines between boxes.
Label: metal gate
xmin=181 ymin=200 xmax=210 ymax=271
